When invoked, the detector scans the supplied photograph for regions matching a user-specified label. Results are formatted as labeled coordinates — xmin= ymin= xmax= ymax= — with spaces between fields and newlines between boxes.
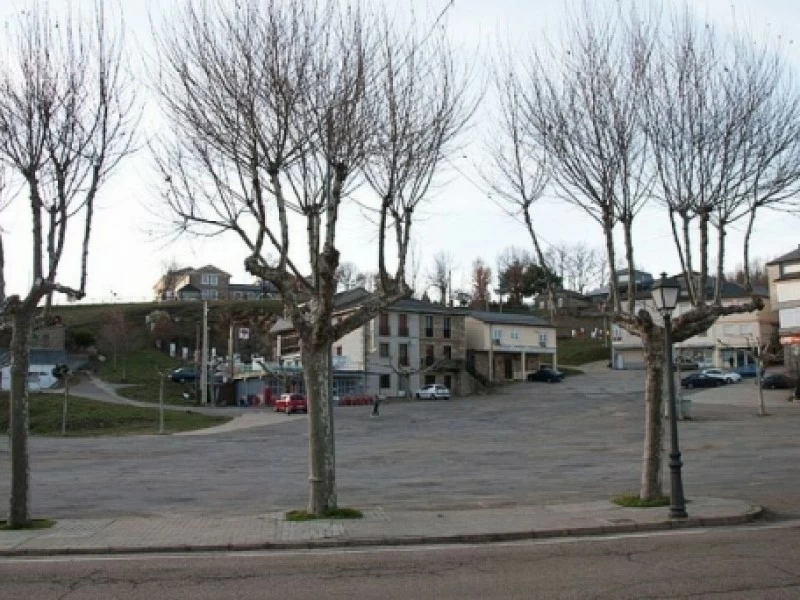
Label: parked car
xmin=733 ymin=364 xmax=766 ymax=379
xmin=274 ymin=393 xmax=308 ymax=414
xmin=681 ymin=373 xmax=724 ymax=389
xmin=170 ymin=366 xmax=197 ymax=383
xmin=415 ymin=384 xmax=450 ymax=400
xmin=527 ymin=367 xmax=564 ymax=383
xmin=760 ymin=373 xmax=796 ymax=390
xmin=701 ymin=368 xmax=742 ymax=384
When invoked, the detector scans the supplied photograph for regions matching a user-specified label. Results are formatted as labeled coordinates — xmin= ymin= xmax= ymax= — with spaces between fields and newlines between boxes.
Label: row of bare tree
xmin=3 ymin=0 xmax=800 ymax=525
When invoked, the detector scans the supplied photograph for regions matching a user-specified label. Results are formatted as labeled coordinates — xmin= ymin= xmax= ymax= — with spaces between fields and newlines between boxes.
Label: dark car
xmin=170 ymin=366 xmax=197 ymax=383
xmin=734 ymin=364 xmax=766 ymax=379
xmin=527 ymin=367 xmax=564 ymax=383
xmin=760 ymin=373 xmax=795 ymax=390
xmin=680 ymin=373 xmax=723 ymax=389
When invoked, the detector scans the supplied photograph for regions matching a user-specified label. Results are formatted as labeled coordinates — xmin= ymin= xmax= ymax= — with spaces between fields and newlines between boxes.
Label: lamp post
xmin=651 ymin=273 xmax=687 ymax=519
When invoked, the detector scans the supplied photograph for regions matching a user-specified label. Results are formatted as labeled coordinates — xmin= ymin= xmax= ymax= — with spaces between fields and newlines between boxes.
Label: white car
xmin=415 ymin=384 xmax=450 ymax=400
xmin=701 ymin=368 xmax=742 ymax=384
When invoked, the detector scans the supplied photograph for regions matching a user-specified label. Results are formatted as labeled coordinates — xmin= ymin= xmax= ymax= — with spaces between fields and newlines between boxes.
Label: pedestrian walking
xmin=372 ymin=394 xmax=382 ymax=417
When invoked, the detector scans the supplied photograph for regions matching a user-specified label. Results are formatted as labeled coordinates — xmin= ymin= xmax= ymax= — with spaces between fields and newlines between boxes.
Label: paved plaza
xmin=1 ymin=368 xmax=799 ymax=520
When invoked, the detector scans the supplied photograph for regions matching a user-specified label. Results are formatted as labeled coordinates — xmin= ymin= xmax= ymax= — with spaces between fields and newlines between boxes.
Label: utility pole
xmin=201 ymin=301 xmax=209 ymax=405
xmin=228 ymin=320 xmax=235 ymax=381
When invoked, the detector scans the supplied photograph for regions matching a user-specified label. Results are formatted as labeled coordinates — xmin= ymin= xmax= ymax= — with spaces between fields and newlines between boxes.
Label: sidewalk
xmin=0 ymin=497 xmax=761 ymax=557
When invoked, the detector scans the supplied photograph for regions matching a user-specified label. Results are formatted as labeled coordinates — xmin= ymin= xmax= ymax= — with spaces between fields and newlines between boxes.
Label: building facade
xmin=767 ymin=246 xmax=800 ymax=357
xmin=465 ymin=311 xmax=558 ymax=382
xmin=271 ymin=290 xmax=471 ymax=398
xmin=153 ymin=265 xmax=277 ymax=302
xmin=612 ymin=277 xmax=775 ymax=370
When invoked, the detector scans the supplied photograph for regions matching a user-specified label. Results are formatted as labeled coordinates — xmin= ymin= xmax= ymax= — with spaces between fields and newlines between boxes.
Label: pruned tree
xmin=727 ymin=259 xmax=769 ymax=289
xmin=505 ymin=2 xmax=797 ymax=501
xmin=0 ymin=3 xmax=136 ymax=527
xmin=154 ymin=0 xmax=470 ymax=515
xmin=470 ymin=258 xmax=492 ymax=309
xmin=427 ymin=251 xmax=455 ymax=305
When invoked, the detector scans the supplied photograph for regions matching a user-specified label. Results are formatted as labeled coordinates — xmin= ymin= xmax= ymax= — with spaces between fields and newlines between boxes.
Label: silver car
xmin=415 ymin=384 xmax=450 ymax=400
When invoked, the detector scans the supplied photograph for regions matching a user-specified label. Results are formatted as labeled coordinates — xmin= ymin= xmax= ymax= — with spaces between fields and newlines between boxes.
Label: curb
xmin=0 ymin=505 xmax=763 ymax=558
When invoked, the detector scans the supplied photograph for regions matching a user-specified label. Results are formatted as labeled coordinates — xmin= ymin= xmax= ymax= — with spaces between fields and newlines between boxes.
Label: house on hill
xmin=153 ymin=265 xmax=277 ymax=302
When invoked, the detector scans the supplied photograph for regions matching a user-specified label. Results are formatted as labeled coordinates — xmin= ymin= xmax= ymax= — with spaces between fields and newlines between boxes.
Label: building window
xmin=424 ymin=315 xmax=434 ymax=338
xmin=425 ymin=344 xmax=435 ymax=366
xmin=201 ymin=273 xmax=219 ymax=285
xmin=233 ymin=291 xmax=243 ymax=300
xmin=443 ymin=345 xmax=452 ymax=359
xmin=398 ymin=343 xmax=409 ymax=367
xmin=379 ymin=342 xmax=390 ymax=358
xmin=493 ymin=328 xmax=502 ymax=340
xmin=722 ymin=325 xmax=736 ymax=336
xmin=443 ymin=317 xmax=451 ymax=339
xmin=739 ymin=324 xmax=753 ymax=336
xmin=398 ymin=314 xmax=409 ymax=337
xmin=510 ymin=330 xmax=519 ymax=340
xmin=539 ymin=333 xmax=548 ymax=348
xmin=379 ymin=374 xmax=391 ymax=389
xmin=336 ymin=346 xmax=343 ymax=356
xmin=424 ymin=374 xmax=436 ymax=385
xmin=201 ymin=289 xmax=219 ymax=300
xmin=444 ymin=375 xmax=452 ymax=390
xmin=379 ymin=313 xmax=390 ymax=336
xmin=612 ymin=326 xmax=622 ymax=342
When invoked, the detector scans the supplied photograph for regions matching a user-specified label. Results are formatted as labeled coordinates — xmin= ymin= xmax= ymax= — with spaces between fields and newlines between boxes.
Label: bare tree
xmin=0 ymin=3 xmax=136 ymax=527
xmin=545 ymin=242 xmax=601 ymax=293
xmin=154 ymin=0 xmax=470 ymax=515
xmin=506 ymin=2 xmax=794 ymax=501
xmin=100 ymin=307 xmax=131 ymax=380
xmin=470 ymin=258 xmax=492 ymax=309
xmin=483 ymin=60 xmax=556 ymax=316
xmin=155 ymin=258 xmax=185 ymax=301
xmin=427 ymin=251 xmax=455 ymax=305
xmin=334 ymin=262 xmax=366 ymax=292
xmin=0 ymin=168 xmax=7 ymax=303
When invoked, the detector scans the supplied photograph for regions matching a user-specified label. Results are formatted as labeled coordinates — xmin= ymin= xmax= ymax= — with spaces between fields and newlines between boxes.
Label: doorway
xmin=504 ymin=357 xmax=513 ymax=380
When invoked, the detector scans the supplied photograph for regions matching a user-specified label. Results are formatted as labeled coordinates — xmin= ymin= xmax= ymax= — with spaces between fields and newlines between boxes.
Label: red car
xmin=274 ymin=393 xmax=307 ymax=414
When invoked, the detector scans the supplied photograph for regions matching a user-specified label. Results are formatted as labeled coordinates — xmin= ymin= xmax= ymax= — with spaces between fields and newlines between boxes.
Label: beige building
xmin=612 ymin=277 xmax=774 ymax=370
xmin=767 ymin=245 xmax=800 ymax=354
xmin=271 ymin=289 xmax=471 ymax=397
xmin=465 ymin=312 xmax=558 ymax=381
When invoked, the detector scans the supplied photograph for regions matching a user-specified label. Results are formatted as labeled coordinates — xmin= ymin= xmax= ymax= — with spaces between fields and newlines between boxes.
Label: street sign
xmin=238 ymin=327 xmax=250 ymax=340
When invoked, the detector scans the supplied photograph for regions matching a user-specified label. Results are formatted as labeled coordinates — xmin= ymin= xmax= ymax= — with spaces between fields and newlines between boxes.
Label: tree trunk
xmin=302 ymin=341 xmax=337 ymax=515
xmin=9 ymin=310 xmax=33 ymax=527
xmin=639 ymin=327 xmax=665 ymax=500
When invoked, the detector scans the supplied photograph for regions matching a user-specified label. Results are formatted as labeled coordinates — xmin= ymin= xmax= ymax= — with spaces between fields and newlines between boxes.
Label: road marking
xmin=2 ymin=520 xmax=799 ymax=565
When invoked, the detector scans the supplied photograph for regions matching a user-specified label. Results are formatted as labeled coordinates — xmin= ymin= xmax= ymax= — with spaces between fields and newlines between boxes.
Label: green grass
xmin=558 ymin=366 xmax=584 ymax=377
xmin=0 ymin=393 xmax=230 ymax=436
xmin=0 ymin=519 xmax=55 ymax=531
xmin=612 ymin=494 xmax=671 ymax=508
xmin=558 ymin=337 xmax=611 ymax=366
xmin=100 ymin=347 xmax=197 ymax=406
xmin=285 ymin=507 xmax=364 ymax=522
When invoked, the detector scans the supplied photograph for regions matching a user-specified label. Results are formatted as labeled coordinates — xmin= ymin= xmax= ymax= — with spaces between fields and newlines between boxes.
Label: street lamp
xmin=651 ymin=272 xmax=687 ymax=519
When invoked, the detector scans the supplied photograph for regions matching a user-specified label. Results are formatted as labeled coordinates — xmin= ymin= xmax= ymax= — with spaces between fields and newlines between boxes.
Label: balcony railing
xmin=398 ymin=327 xmax=409 ymax=337
xmin=378 ymin=326 xmax=391 ymax=336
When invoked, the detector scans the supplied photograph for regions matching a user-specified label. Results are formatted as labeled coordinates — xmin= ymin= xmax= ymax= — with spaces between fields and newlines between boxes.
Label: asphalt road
xmin=1 ymin=369 xmax=799 ymax=518
xmin=2 ymin=522 xmax=800 ymax=599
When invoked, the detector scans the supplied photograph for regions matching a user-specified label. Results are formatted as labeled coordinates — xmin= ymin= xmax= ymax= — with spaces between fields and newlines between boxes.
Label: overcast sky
xmin=2 ymin=0 xmax=799 ymax=303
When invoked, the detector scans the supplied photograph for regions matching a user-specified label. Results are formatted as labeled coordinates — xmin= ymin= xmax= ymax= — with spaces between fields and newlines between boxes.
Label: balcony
xmin=398 ymin=327 xmax=409 ymax=337
xmin=378 ymin=326 xmax=391 ymax=337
